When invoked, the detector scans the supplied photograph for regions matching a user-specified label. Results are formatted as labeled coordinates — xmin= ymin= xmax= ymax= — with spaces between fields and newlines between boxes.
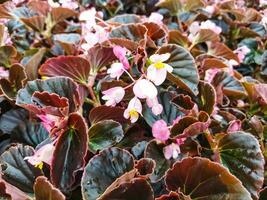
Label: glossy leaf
xmin=157 ymin=44 xmax=199 ymax=95
xmin=81 ymin=147 xmax=135 ymax=200
xmin=39 ymin=56 xmax=91 ymax=85
xmin=20 ymin=16 xmax=45 ymax=32
xmin=16 ymin=77 xmax=81 ymax=114
xmin=98 ymin=178 xmax=154 ymax=200
xmin=165 ymin=157 xmax=252 ymax=199
xmin=24 ymin=48 xmax=46 ymax=80
xmin=0 ymin=46 xmax=17 ymax=67
xmin=197 ymin=81 xmax=216 ymax=115
xmin=34 ymin=176 xmax=65 ymax=200
xmin=208 ymin=42 xmax=239 ymax=63
xmin=11 ymin=121 xmax=49 ymax=148
xmin=0 ymin=108 xmax=28 ymax=135
xmin=144 ymin=140 xmax=171 ymax=182
xmin=51 ymin=7 xmax=77 ymax=23
xmin=89 ymin=105 xmax=128 ymax=124
xmin=0 ymin=144 xmax=43 ymax=193
xmin=144 ymin=90 xmax=181 ymax=126
xmin=192 ymin=29 xmax=220 ymax=45
xmin=218 ymin=131 xmax=264 ymax=199
xmin=51 ymin=113 xmax=88 ymax=193
xmin=88 ymin=120 xmax=124 ymax=153
xmin=108 ymin=14 xmax=142 ymax=24
xmin=0 ymin=64 xmax=26 ymax=100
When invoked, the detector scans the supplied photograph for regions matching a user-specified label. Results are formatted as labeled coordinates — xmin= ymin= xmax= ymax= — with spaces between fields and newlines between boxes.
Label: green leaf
xmin=81 ymin=147 xmax=134 ymax=200
xmin=16 ymin=77 xmax=81 ymax=114
xmin=88 ymin=120 xmax=124 ymax=153
xmin=144 ymin=140 xmax=171 ymax=183
xmin=218 ymin=131 xmax=265 ymax=199
xmin=0 ymin=46 xmax=17 ymax=67
xmin=51 ymin=113 xmax=88 ymax=193
xmin=165 ymin=157 xmax=252 ymax=200
xmin=156 ymin=44 xmax=199 ymax=95
xmin=0 ymin=144 xmax=43 ymax=193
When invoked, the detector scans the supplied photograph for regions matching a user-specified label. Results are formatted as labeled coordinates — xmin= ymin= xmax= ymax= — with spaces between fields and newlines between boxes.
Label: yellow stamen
xmin=154 ymin=62 xmax=165 ymax=69
xmin=34 ymin=162 xmax=44 ymax=170
xmin=129 ymin=109 xmax=138 ymax=119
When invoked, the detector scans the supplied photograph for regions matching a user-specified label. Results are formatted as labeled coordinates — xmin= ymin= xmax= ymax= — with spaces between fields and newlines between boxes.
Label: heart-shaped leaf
xmin=0 ymin=45 xmax=17 ymax=67
xmin=0 ymin=144 xmax=43 ymax=193
xmin=192 ymin=29 xmax=220 ymax=45
xmin=144 ymin=140 xmax=171 ymax=182
xmin=16 ymin=77 xmax=81 ymax=114
xmin=51 ymin=113 xmax=88 ymax=193
xmin=81 ymin=147 xmax=135 ymax=200
xmin=89 ymin=105 xmax=128 ymax=124
xmin=0 ymin=108 xmax=28 ymax=135
xmin=208 ymin=42 xmax=239 ymax=63
xmin=156 ymin=44 xmax=199 ymax=95
xmin=165 ymin=157 xmax=252 ymax=199
xmin=39 ymin=56 xmax=91 ymax=85
xmin=211 ymin=71 xmax=247 ymax=98
xmin=98 ymin=178 xmax=154 ymax=200
xmin=108 ymin=14 xmax=142 ymax=24
xmin=20 ymin=16 xmax=45 ymax=32
xmin=168 ymin=30 xmax=190 ymax=47
xmin=11 ymin=121 xmax=49 ymax=148
xmin=34 ymin=176 xmax=65 ymax=200
xmin=109 ymin=24 xmax=147 ymax=45
xmin=218 ymin=131 xmax=265 ymax=199
xmin=51 ymin=7 xmax=77 ymax=23
xmin=88 ymin=120 xmax=124 ymax=153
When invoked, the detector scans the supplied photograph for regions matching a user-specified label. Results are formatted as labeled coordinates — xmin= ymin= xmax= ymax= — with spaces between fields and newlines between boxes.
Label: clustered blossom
xmin=188 ymin=20 xmax=222 ymax=42
xmin=48 ymin=0 xmax=78 ymax=9
xmin=102 ymin=50 xmax=174 ymax=122
xmin=79 ymin=8 xmax=108 ymax=52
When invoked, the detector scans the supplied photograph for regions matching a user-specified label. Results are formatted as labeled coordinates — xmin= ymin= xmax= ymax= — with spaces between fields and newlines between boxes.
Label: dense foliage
xmin=1 ymin=0 xmax=267 ymax=199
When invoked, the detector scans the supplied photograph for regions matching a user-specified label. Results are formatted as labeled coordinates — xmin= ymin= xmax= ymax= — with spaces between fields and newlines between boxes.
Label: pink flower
xmin=147 ymin=53 xmax=173 ymax=86
xmin=204 ymin=68 xmax=220 ymax=83
xmin=37 ymin=114 xmax=58 ymax=132
xmin=133 ymin=79 xmax=158 ymax=99
xmin=146 ymin=97 xmax=163 ymax=115
xmin=200 ymin=20 xmax=222 ymax=34
xmin=163 ymin=143 xmax=181 ymax=160
xmin=227 ymin=120 xmax=241 ymax=132
xmin=203 ymin=5 xmax=215 ymax=15
xmin=107 ymin=63 xmax=125 ymax=79
xmin=152 ymin=120 xmax=170 ymax=142
xmin=113 ymin=46 xmax=130 ymax=69
xmin=260 ymin=0 xmax=267 ymax=7
xmin=234 ymin=45 xmax=250 ymax=63
xmin=123 ymin=97 xmax=142 ymax=123
xmin=0 ymin=67 xmax=9 ymax=78
xmin=148 ymin=12 xmax=163 ymax=25
xmin=0 ymin=26 xmax=12 ymax=46
xmin=24 ymin=143 xmax=55 ymax=169
xmin=176 ymin=138 xmax=186 ymax=145
xmin=102 ymin=87 xmax=125 ymax=107
xmin=48 ymin=0 xmax=78 ymax=9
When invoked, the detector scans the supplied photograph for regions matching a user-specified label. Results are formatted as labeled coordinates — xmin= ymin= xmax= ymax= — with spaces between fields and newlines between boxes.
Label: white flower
xmin=102 ymin=87 xmax=125 ymax=107
xmin=107 ymin=63 xmax=125 ymax=80
xmin=123 ymin=97 xmax=142 ymax=123
xmin=147 ymin=53 xmax=173 ymax=86
xmin=133 ymin=79 xmax=158 ymax=99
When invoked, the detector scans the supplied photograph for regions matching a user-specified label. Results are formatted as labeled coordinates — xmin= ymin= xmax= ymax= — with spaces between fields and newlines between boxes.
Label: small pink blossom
xmin=79 ymin=8 xmax=97 ymax=28
xmin=48 ymin=0 xmax=78 ymax=9
xmin=176 ymin=138 xmax=186 ymax=145
xmin=0 ymin=26 xmax=12 ymax=46
xmin=204 ymin=68 xmax=220 ymax=83
xmin=123 ymin=97 xmax=142 ymax=123
xmin=37 ymin=114 xmax=58 ymax=132
xmin=227 ymin=120 xmax=242 ymax=132
xmin=102 ymin=87 xmax=125 ymax=107
xmin=107 ymin=63 xmax=125 ymax=79
xmin=148 ymin=12 xmax=163 ymax=25
xmin=152 ymin=120 xmax=170 ymax=142
xmin=234 ymin=45 xmax=250 ymax=63
xmin=133 ymin=79 xmax=158 ymax=99
xmin=260 ymin=0 xmax=267 ymax=7
xmin=146 ymin=97 xmax=163 ymax=115
xmin=24 ymin=143 xmax=55 ymax=169
xmin=163 ymin=143 xmax=181 ymax=160
xmin=203 ymin=5 xmax=215 ymax=15
xmin=147 ymin=53 xmax=173 ymax=86
xmin=172 ymin=116 xmax=181 ymax=125
xmin=113 ymin=46 xmax=130 ymax=69
xmin=0 ymin=67 xmax=9 ymax=79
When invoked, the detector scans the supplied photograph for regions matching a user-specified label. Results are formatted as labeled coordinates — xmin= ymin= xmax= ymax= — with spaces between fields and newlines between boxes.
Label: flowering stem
xmin=204 ymin=130 xmax=221 ymax=163
xmin=123 ymin=69 xmax=135 ymax=82
xmin=88 ymin=72 xmax=101 ymax=107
